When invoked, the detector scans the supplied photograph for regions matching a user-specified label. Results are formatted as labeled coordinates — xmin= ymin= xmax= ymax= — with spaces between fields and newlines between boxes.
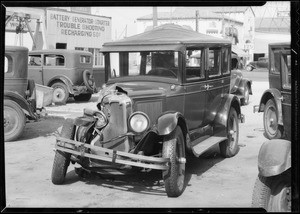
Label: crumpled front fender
xmin=258 ymin=139 xmax=291 ymax=177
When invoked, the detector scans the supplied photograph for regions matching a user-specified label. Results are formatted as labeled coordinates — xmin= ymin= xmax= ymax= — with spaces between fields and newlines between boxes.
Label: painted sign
xmin=47 ymin=10 xmax=110 ymax=39
xmin=5 ymin=16 xmax=36 ymax=33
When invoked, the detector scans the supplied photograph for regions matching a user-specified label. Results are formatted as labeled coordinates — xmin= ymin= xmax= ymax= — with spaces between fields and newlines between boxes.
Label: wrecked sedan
xmin=52 ymin=24 xmax=244 ymax=197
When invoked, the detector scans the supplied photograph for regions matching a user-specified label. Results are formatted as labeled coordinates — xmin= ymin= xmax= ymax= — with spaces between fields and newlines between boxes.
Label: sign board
xmin=46 ymin=9 xmax=111 ymax=48
xmin=244 ymin=43 xmax=254 ymax=50
xmin=5 ymin=16 xmax=36 ymax=33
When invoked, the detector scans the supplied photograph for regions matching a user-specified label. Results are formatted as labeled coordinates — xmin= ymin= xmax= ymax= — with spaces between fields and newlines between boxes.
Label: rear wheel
xmin=220 ymin=107 xmax=239 ymax=158
xmin=51 ymin=118 xmax=75 ymax=184
xmin=162 ymin=126 xmax=186 ymax=197
xmin=4 ymin=100 xmax=26 ymax=142
xmin=51 ymin=82 xmax=69 ymax=105
xmin=263 ymin=99 xmax=282 ymax=139
xmin=74 ymin=93 xmax=92 ymax=102
xmin=252 ymin=170 xmax=291 ymax=212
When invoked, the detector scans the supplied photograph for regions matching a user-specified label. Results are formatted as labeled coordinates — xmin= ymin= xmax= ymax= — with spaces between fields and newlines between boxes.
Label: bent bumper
xmin=55 ymin=136 xmax=170 ymax=170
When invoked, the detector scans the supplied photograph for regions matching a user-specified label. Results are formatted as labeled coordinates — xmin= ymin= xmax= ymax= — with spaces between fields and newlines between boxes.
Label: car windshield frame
xmin=105 ymin=50 xmax=182 ymax=83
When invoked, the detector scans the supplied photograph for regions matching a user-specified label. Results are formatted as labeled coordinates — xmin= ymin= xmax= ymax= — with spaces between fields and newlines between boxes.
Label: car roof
xmin=29 ymin=49 xmax=92 ymax=56
xmin=101 ymin=24 xmax=231 ymax=52
xmin=6 ymin=46 xmax=28 ymax=52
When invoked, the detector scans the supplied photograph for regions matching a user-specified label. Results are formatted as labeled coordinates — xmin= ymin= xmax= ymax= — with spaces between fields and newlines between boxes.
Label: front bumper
xmin=55 ymin=136 xmax=170 ymax=170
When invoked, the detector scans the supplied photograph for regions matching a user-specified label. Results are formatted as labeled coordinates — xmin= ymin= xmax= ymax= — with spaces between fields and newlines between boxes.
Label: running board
xmin=192 ymin=136 xmax=227 ymax=157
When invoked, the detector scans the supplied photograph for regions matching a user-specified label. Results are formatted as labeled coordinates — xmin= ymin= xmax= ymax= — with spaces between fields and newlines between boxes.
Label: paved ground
xmin=4 ymin=72 xmax=270 ymax=209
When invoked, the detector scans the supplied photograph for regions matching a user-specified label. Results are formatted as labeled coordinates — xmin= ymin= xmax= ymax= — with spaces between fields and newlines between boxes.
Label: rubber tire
xmin=241 ymin=84 xmax=250 ymax=106
xmin=246 ymin=65 xmax=253 ymax=71
xmin=263 ymin=99 xmax=283 ymax=140
xmin=4 ymin=100 xmax=26 ymax=142
xmin=51 ymin=118 xmax=75 ymax=184
xmin=74 ymin=93 xmax=92 ymax=102
xmin=162 ymin=126 xmax=186 ymax=197
xmin=83 ymin=70 xmax=95 ymax=92
xmin=51 ymin=82 xmax=69 ymax=105
xmin=252 ymin=171 xmax=291 ymax=212
xmin=219 ymin=107 xmax=239 ymax=158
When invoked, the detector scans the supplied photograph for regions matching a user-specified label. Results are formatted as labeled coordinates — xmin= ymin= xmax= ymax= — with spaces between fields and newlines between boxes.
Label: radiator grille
xmin=135 ymin=101 xmax=163 ymax=125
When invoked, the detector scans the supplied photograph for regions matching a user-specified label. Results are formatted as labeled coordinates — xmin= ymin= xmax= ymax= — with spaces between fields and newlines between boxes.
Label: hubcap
xmin=266 ymin=106 xmax=277 ymax=135
xmin=53 ymin=88 xmax=65 ymax=102
xmin=4 ymin=106 xmax=19 ymax=135
xmin=229 ymin=116 xmax=237 ymax=149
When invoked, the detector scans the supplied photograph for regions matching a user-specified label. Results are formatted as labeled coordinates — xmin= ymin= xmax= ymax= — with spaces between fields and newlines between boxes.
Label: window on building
xmin=44 ymin=54 xmax=65 ymax=66
xmin=80 ymin=55 xmax=91 ymax=64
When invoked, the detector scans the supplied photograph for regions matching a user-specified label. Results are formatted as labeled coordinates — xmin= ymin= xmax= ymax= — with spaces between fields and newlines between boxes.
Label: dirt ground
xmin=4 ymin=72 xmax=270 ymax=209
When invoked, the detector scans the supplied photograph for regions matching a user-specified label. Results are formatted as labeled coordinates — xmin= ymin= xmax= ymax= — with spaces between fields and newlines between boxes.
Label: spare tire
xmin=83 ymin=70 xmax=95 ymax=92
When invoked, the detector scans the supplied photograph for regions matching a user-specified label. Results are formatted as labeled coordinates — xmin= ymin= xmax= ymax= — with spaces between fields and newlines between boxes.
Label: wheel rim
xmin=246 ymin=66 xmax=252 ymax=71
xmin=176 ymin=138 xmax=185 ymax=191
xmin=4 ymin=106 xmax=20 ymax=136
xmin=265 ymin=105 xmax=278 ymax=136
xmin=53 ymin=87 xmax=66 ymax=102
xmin=228 ymin=114 xmax=238 ymax=151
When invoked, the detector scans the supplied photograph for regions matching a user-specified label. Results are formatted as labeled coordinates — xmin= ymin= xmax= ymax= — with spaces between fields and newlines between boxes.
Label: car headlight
xmin=95 ymin=111 xmax=108 ymax=129
xmin=128 ymin=112 xmax=150 ymax=134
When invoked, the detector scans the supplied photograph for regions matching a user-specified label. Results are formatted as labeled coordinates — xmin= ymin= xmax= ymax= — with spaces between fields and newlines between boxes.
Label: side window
xmin=109 ymin=53 xmax=120 ymax=78
xmin=185 ymin=49 xmax=204 ymax=82
xmin=80 ymin=55 xmax=91 ymax=64
xmin=28 ymin=55 xmax=42 ymax=66
xmin=208 ymin=48 xmax=221 ymax=77
xmin=222 ymin=47 xmax=230 ymax=74
xmin=44 ymin=55 xmax=65 ymax=66
xmin=282 ymin=53 xmax=291 ymax=89
xmin=270 ymin=49 xmax=281 ymax=74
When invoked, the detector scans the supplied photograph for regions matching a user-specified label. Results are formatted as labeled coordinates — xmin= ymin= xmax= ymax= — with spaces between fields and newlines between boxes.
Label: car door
xmin=28 ymin=54 xmax=44 ymax=85
xmin=203 ymin=47 xmax=225 ymax=125
xmin=184 ymin=48 xmax=206 ymax=130
xmin=280 ymin=50 xmax=291 ymax=140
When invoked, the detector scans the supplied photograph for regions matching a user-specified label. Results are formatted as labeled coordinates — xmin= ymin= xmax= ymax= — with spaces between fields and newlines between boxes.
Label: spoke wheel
xmin=263 ymin=99 xmax=282 ymax=139
xmin=220 ymin=107 xmax=239 ymax=158
xmin=162 ymin=126 xmax=186 ymax=197
xmin=4 ymin=100 xmax=26 ymax=142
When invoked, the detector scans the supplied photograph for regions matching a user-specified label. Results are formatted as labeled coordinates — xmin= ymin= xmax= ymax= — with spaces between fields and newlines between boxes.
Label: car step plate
xmin=192 ymin=136 xmax=227 ymax=157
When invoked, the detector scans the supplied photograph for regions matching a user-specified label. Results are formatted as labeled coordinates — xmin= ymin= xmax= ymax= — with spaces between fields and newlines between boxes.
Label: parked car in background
xmin=51 ymin=24 xmax=245 ymax=197
xmin=246 ymin=57 xmax=268 ymax=71
xmin=252 ymin=42 xmax=291 ymax=212
xmin=28 ymin=49 xmax=96 ymax=105
xmin=230 ymin=53 xmax=252 ymax=105
xmin=4 ymin=46 xmax=46 ymax=141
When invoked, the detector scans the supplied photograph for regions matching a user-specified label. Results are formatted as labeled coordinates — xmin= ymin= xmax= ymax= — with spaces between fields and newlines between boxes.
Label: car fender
xmin=258 ymin=88 xmax=283 ymax=125
xmin=155 ymin=111 xmax=188 ymax=138
xmin=4 ymin=90 xmax=37 ymax=120
xmin=212 ymin=94 xmax=241 ymax=137
xmin=258 ymin=139 xmax=291 ymax=177
xmin=238 ymin=78 xmax=253 ymax=95
xmin=47 ymin=75 xmax=74 ymax=94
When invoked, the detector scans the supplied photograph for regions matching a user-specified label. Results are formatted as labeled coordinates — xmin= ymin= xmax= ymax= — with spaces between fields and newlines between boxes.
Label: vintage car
xmin=28 ymin=49 xmax=96 ymax=105
xmin=252 ymin=43 xmax=291 ymax=211
xmin=246 ymin=57 xmax=268 ymax=71
xmin=4 ymin=46 xmax=45 ymax=141
xmin=230 ymin=53 xmax=252 ymax=105
xmin=51 ymin=24 xmax=244 ymax=197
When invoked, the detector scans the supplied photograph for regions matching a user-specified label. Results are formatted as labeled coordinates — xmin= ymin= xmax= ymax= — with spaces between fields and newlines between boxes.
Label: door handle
xmin=204 ymin=84 xmax=213 ymax=90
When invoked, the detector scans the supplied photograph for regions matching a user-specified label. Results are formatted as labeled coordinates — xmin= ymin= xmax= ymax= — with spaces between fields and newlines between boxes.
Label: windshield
xmin=108 ymin=51 xmax=179 ymax=79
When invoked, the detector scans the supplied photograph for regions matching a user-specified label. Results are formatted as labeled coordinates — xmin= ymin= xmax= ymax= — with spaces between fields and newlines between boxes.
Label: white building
xmin=5 ymin=7 xmax=112 ymax=67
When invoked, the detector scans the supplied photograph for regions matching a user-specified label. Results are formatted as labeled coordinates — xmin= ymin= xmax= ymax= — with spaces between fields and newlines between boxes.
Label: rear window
xmin=44 ymin=54 xmax=65 ymax=66
xmin=80 ymin=55 xmax=91 ymax=64
xmin=4 ymin=55 xmax=12 ymax=75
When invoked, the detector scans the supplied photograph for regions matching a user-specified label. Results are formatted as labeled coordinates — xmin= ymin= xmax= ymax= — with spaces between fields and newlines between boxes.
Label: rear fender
xmin=258 ymin=139 xmax=291 ymax=177
xmin=4 ymin=90 xmax=37 ymax=120
xmin=213 ymin=94 xmax=241 ymax=137
xmin=47 ymin=75 xmax=74 ymax=94
xmin=258 ymin=89 xmax=283 ymax=125
xmin=238 ymin=79 xmax=253 ymax=95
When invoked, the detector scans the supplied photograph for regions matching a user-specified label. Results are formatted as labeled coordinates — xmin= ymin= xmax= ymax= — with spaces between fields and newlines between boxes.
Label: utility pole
xmin=153 ymin=7 xmax=158 ymax=28
xmin=195 ymin=10 xmax=199 ymax=32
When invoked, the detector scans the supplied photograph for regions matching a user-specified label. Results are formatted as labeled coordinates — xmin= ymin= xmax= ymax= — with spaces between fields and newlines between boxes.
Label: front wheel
xmin=220 ymin=107 xmax=239 ymax=158
xmin=51 ymin=118 xmax=75 ymax=184
xmin=4 ymin=100 xmax=26 ymax=142
xmin=162 ymin=126 xmax=186 ymax=197
xmin=263 ymin=99 xmax=283 ymax=139
xmin=51 ymin=82 xmax=69 ymax=105
xmin=252 ymin=170 xmax=291 ymax=212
